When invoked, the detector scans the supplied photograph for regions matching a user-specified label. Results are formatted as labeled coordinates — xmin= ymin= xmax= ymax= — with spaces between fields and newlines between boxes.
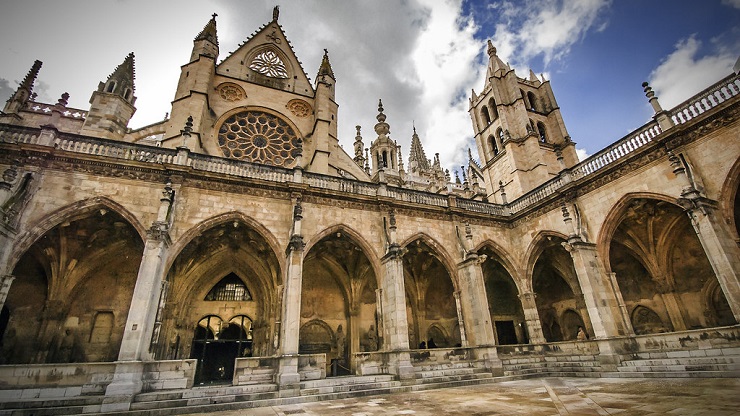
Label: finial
xmin=273 ymin=5 xmax=280 ymax=21
xmin=642 ymin=81 xmax=654 ymax=98
xmin=57 ymin=92 xmax=69 ymax=107
xmin=212 ymin=12 xmax=218 ymax=19
xmin=182 ymin=115 xmax=193 ymax=136
xmin=378 ymin=99 xmax=384 ymax=113
xmin=487 ymin=40 xmax=496 ymax=57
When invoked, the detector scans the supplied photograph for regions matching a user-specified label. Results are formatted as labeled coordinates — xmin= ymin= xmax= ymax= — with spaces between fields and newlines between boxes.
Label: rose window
xmin=217 ymin=83 xmax=245 ymax=102
xmin=249 ymin=50 xmax=288 ymax=79
xmin=217 ymin=111 xmax=301 ymax=167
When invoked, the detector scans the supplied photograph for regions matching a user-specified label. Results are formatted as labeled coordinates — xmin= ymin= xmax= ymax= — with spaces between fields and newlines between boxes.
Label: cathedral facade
xmin=0 ymin=8 xmax=739 ymax=414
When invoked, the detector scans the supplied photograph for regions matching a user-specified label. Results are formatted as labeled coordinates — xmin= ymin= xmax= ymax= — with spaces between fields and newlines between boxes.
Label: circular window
xmin=217 ymin=110 xmax=301 ymax=167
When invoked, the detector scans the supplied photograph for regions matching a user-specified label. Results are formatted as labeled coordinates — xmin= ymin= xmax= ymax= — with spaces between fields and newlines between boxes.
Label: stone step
xmin=0 ymin=394 xmax=104 ymax=411
xmin=299 ymin=380 xmax=401 ymax=396
xmin=413 ymin=371 xmax=492 ymax=385
xmin=602 ymin=370 xmax=740 ymax=379
xmin=621 ymin=356 xmax=738 ymax=367
xmin=133 ymin=382 xmax=277 ymax=403
xmin=300 ymin=374 xmax=395 ymax=389
xmin=616 ymin=363 xmax=740 ymax=373
xmin=412 ymin=361 xmax=480 ymax=372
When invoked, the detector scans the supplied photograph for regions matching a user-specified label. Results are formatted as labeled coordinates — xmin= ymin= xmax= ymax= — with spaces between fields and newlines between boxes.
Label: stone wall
xmin=0 ymin=362 xmax=115 ymax=400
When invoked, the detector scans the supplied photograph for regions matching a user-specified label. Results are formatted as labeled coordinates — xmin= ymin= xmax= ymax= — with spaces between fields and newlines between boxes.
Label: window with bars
xmin=205 ymin=273 xmax=252 ymax=301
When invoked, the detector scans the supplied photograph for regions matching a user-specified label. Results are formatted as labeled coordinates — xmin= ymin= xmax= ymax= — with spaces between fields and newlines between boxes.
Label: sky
xmin=0 ymin=0 xmax=738 ymax=172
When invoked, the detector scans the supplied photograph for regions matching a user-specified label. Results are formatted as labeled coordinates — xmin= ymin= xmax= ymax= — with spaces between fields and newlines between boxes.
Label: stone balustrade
xmin=26 ymin=102 xmax=88 ymax=119
xmin=1 ymin=73 xmax=737 ymax=218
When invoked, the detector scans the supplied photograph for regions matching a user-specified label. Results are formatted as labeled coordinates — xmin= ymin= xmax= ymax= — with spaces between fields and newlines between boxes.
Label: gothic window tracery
xmin=217 ymin=110 xmax=301 ymax=167
xmin=205 ymin=273 xmax=252 ymax=301
xmin=217 ymin=83 xmax=246 ymax=102
xmin=249 ymin=50 xmax=289 ymax=79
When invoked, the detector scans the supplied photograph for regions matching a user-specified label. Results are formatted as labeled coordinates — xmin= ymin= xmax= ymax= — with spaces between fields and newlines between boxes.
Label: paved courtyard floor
xmin=182 ymin=377 xmax=740 ymax=416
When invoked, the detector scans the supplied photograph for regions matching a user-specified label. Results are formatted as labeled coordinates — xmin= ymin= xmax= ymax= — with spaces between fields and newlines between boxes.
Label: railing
xmin=56 ymin=134 xmax=179 ymax=164
xmin=304 ymin=172 xmax=378 ymax=196
xmin=1 ymin=73 xmax=737 ymax=217
xmin=188 ymin=152 xmax=294 ymax=183
xmin=456 ymin=198 xmax=507 ymax=216
xmin=387 ymin=186 xmax=448 ymax=207
xmin=669 ymin=73 xmax=740 ymax=125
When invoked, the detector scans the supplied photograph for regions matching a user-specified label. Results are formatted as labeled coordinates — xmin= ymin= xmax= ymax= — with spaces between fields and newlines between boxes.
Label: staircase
xmin=501 ymin=354 xmax=601 ymax=378
xmin=605 ymin=347 xmax=740 ymax=378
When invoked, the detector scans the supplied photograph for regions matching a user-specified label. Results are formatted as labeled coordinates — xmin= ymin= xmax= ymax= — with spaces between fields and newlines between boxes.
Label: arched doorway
xmin=532 ymin=237 xmax=591 ymax=342
xmin=191 ymin=314 xmax=253 ymax=384
xmin=607 ymin=198 xmax=735 ymax=332
xmin=479 ymin=246 xmax=527 ymax=345
xmin=162 ymin=217 xmax=281 ymax=384
xmin=301 ymin=230 xmax=377 ymax=376
xmin=403 ymin=238 xmax=460 ymax=349
xmin=5 ymin=208 xmax=143 ymax=363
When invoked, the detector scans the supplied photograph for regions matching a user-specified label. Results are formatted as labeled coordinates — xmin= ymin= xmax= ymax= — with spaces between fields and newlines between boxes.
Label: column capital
xmin=285 ymin=234 xmax=305 ymax=255
xmin=146 ymin=222 xmax=171 ymax=245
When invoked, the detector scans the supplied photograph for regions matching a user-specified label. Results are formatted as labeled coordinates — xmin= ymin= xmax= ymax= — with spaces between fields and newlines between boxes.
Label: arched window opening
xmin=497 ymin=128 xmax=505 ymax=144
xmin=537 ymin=122 xmax=547 ymax=143
xmin=527 ymin=92 xmax=537 ymax=111
xmin=381 ymin=150 xmax=388 ymax=168
xmin=481 ymin=106 xmax=491 ymax=125
xmin=123 ymin=88 xmax=131 ymax=100
xmin=205 ymin=273 xmax=252 ymax=301
xmin=488 ymin=98 xmax=499 ymax=121
xmin=520 ymin=89 xmax=528 ymax=108
xmin=105 ymin=81 xmax=116 ymax=94
xmin=489 ymin=135 xmax=499 ymax=156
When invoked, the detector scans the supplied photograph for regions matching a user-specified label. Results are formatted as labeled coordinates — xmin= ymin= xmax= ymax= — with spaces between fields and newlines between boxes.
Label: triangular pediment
xmin=217 ymin=19 xmax=314 ymax=97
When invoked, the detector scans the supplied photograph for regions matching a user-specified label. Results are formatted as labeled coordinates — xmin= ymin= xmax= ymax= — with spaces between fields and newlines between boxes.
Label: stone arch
xmin=6 ymin=198 xmax=144 ymax=364
xmin=400 ymin=232 xmax=459 ymax=290
xmin=165 ymin=211 xmax=285 ymax=283
xmin=474 ymin=239 xmax=524 ymax=292
xmin=304 ymin=223 xmax=382 ymax=284
xmin=718 ymin=156 xmax=740 ymax=242
xmin=560 ymin=309 xmax=585 ymax=341
xmin=630 ymin=305 xmax=668 ymax=335
xmin=596 ymin=191 xmax=679 ymax=272
xmin=701 ymin=273 xmax=736 ymax=327
xmin=8 ymin=196 xmax=146 ymax=274
xmin=426 ymin=323 xmax=449 ymax=348
xmin=523 ymin=230 xmax=570 ymax=291
xmin=299 ymin=319 xmax=336 ymax=354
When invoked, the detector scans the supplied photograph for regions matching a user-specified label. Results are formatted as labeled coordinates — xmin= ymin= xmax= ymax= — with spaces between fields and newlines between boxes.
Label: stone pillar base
xmin=386 ymin=351 xmax=415 ymax=381
xmin=276 ymin=355 xmax=301 ymax=397
xmin=475 ymin=346 xmax=504 ymax=376
xmin=98 ymin=361 xmax=144 ymax=413
xmin=595 ymin=339 xmax=622 ymax=372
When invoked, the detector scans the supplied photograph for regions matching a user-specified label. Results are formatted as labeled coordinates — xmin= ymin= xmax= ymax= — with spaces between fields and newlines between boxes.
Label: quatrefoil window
xmin=217 ymin=111 xmax=301 ymax=167
xmin=249 ymin=50 xmax=288 ymax=79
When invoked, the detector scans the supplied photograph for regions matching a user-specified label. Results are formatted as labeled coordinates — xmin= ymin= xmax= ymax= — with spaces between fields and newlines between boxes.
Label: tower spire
xmin=408 ymin=125 xmax=431 ymax=173
xmin=195 ymin=13 xmax=219 ymax=46
xmin=3 ymin=60 xmax=42 ymax=113
xmin=317 ymin=48 xmax=335 ymax=81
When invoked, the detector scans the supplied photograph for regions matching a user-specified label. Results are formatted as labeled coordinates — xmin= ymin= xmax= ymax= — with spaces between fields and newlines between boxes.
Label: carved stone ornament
xmin=217 ymin=83 xmax=246 ymax=102
xmin=286 ymin=99 xmax=312 ymax=118
xmin=217 ymin=110 xmax=302 ymax=167
xmin=249 ymin=49 xmax=288 ymax=78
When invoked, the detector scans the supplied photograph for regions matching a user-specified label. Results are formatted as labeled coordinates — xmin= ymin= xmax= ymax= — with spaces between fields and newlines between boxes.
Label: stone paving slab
xmin=179 ymin=377 xmax=740 ymax=415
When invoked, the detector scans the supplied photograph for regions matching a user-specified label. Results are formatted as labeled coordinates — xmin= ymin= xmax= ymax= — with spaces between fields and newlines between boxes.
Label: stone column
xmin=669 ymin=151 xmax=740 ymax=322
xmin=609 ymin=272 xmax=634 ymax=335
xmin=102 ymin=183 xmax=174 ymax=413
xmin=563 ymin=238 xmax=628 ymax=339
xmin=684 ymin=205 xmax=740 ymax=322
xmin=377 ymin=209 xmax=414 ymax=379
xmin=276 ymin=196 xmax=305 ymax=394
xmin=0 ymin=275 xmax=14 ymax=312
xmin=453 ymin=291 xmax=468 ymax=347
xmin=456 ymin=257 xmax=495 ymax=346
xmin=518 ymin=292 xmax=546 ymax=344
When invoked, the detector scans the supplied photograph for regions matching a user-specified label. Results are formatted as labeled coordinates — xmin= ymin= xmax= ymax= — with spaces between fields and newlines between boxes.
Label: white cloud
xmin=489 ymin=0 xmax=611 ymax=66
xmin=576 ymin=148 xmax=590 ymax=162
xmin=648 ymin=35 xmax=736 ymax=109
xmin=722 ymin=0 xmax=740 ymax=9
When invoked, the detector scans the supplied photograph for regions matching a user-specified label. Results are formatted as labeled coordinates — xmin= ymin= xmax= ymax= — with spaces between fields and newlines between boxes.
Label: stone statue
xmin=335 ymin=324 xmax=345 ymax=359
xmin=57 ymin=328 xmax=75 ymax=362
xmin=576 ymin=326 xmax=587 ymax=341
xmin=366 ymin=324 xmax=378 ymax=351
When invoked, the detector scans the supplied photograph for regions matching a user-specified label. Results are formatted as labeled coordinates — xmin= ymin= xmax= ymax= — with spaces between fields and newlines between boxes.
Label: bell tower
xmin=469 ymin=40 xmax=578 ymax=202
xmin=80 ymin=53 xmax=137 ymax=141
